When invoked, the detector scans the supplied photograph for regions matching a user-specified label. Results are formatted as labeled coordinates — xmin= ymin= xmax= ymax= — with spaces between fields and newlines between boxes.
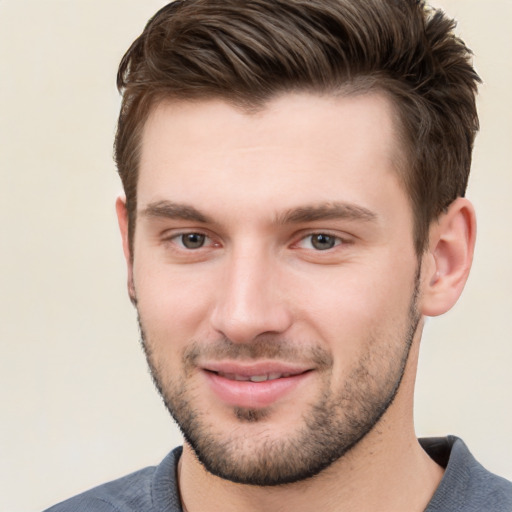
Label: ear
xmin=115 ymin=195 xmax=136 ymax=303
xmin=420 ymin=197 xmax=476 ymax=317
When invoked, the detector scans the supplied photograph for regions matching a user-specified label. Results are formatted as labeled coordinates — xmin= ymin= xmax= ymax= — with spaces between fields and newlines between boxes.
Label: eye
xmin=299 ymin=233 xmax=342 ymax=251
xmin=176 ymin=233 xmax=208 ymax=249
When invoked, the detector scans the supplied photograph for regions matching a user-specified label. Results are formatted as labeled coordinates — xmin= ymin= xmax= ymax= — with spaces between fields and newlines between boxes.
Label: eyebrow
xmin=140 ymin=200 xmax=378 ymax=225
xmin=276 ymin=202 xmax=378 ymax=224
xmin=140 ymin=200 xmax=211 ymax=223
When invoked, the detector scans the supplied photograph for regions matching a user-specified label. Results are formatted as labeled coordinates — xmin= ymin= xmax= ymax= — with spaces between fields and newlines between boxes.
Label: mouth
xmin=201 ymin=362 xmax=313 ymax=409
xmin=214 ymin=371 xmax=299 ymax=382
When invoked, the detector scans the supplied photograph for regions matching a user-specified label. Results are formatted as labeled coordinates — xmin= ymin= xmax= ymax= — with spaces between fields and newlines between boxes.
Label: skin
xmin=117 ymin=92 xmax=476 ymax=512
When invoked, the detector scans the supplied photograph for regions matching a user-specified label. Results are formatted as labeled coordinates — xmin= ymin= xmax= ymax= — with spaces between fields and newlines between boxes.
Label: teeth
xmin=218 ymin=372 xmax=287 ymax=382
xmin=249 ymin=375 xmax=269 ymax=382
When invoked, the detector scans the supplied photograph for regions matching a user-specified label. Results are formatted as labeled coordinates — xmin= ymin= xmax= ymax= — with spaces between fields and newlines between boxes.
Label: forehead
xmin=137 ymin=92 xmax=408 ymax=222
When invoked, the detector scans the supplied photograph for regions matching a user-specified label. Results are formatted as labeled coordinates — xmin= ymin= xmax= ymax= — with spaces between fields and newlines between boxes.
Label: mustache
xmin=182 ymin=336 xmax=334 ymax=370
xmin=136 ymin=310 xmax=333 ymax=370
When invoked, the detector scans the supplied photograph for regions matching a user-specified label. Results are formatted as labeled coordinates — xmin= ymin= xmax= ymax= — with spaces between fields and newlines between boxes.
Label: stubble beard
xmin=136 ymin=273 xmax=421 ymax=486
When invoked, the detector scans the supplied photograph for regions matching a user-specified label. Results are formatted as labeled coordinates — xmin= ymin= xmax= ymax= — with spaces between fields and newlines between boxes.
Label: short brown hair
xmin=115 ymin=0 xmax=480 ymax=254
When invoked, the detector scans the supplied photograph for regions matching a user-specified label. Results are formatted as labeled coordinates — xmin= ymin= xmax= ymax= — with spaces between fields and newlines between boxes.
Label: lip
xmin=201 ymin=361 xmax=313 ymax=409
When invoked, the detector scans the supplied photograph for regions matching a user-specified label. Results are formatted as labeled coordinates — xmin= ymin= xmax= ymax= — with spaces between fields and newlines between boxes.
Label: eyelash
xmin=164 ymin=231 xmax=347 ymax=252
xmin=167 ymin=232 xmax=215 ymax=250
xmin=294 ymin=232 xmax=345 ymax=251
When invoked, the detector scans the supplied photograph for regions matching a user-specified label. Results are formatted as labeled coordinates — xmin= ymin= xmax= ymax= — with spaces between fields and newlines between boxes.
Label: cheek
xmin=298 ymin=262 xmax=409 ymax=325
xmin=133 ymin=258 xmax=216 ymax=348
xmin=294 ymin=260 xmax=417 ymax=372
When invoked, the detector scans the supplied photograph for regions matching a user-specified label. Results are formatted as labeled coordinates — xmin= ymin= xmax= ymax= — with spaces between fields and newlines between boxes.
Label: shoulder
xmin=43 ymin=447 xmax=183 ymax=512
xmin=423 ymin=436 xmax=512 ymax=512
xmin=43 ymin=466 xmax=156 ymax=512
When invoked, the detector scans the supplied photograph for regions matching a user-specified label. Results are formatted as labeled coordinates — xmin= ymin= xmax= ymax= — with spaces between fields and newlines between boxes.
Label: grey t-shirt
xmin=44 ymin=436 xmax=512 ymax=511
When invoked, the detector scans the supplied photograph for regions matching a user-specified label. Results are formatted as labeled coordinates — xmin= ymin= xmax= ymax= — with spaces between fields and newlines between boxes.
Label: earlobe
xmin=115 ymin=196 xmax=136 ymax=303
xmin=420 ymin=198 xmax=476 ymax=317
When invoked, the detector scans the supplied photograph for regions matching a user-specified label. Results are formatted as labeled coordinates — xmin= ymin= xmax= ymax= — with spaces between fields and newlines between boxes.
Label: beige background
xmin=1 ymin=1 xmax=511 ymax=510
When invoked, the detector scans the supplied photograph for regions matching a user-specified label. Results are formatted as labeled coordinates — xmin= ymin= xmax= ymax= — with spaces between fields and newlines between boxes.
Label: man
xmin=46 ymin=0 xmax=512 ymax=510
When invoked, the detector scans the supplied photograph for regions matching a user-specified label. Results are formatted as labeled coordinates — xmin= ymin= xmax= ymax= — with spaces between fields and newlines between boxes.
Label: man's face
xmin=126 ymin=92 xmax=424 ymax=485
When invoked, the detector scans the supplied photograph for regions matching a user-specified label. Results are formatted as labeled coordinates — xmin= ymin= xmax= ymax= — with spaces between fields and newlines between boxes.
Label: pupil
xmin=182 ymin=233 xmax=205 ymax=249
xmin=312 ymin=234 xmax=335 ymax=250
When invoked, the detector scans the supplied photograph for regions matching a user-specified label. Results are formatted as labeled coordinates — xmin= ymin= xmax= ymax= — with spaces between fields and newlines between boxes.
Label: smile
xmin=216 ymin=372 xmax=294 ymax=382
xmin=202 ymin=365 xmax=313 ymax=409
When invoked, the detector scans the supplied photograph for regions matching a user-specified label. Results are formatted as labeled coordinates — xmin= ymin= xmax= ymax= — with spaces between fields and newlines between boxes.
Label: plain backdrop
xmin=1 ymin=1 xmax=511 ymax=511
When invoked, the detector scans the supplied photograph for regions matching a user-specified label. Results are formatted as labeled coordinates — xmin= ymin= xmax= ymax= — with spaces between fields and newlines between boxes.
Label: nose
xmin=210 ymin=247 xmax=293 ymax=344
